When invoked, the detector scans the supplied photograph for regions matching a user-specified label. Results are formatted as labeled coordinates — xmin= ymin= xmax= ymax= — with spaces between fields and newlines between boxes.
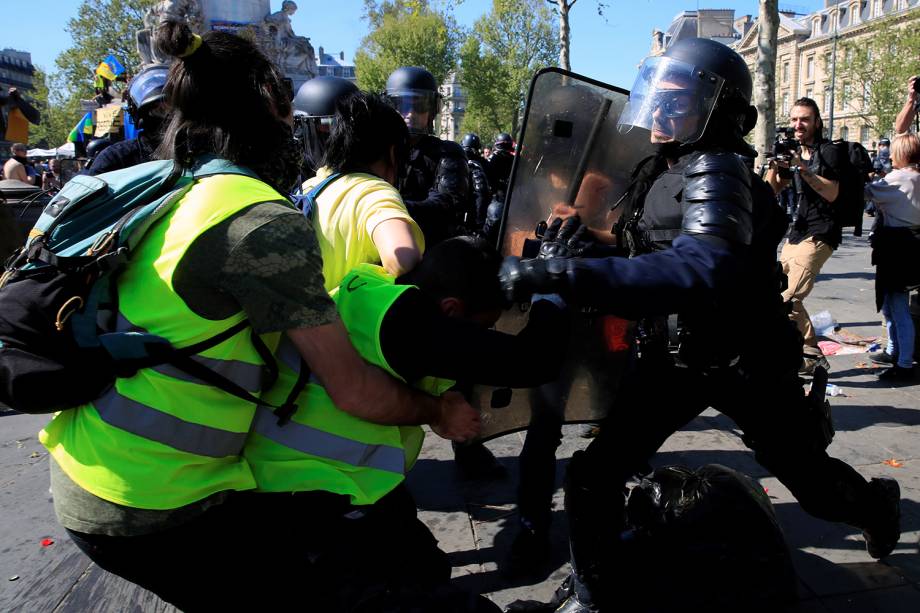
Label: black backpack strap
xmin=272 ymin=357 xmax=313 ymax=426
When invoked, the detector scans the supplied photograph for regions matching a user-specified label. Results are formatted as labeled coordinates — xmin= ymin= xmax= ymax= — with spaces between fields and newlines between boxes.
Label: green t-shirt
xmin=51 ymin=201 xmax=338 ymax=536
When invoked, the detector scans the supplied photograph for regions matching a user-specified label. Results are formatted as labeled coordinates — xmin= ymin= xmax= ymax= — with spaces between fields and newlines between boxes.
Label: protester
xmin=85 ymin=64 xmax=169 ymax=175
xmin=865 ymin=133 xmax=920 ymax=380
xmin=500 ymin=38 xmax=901 ymax=611
xmin=244 ymin=236 xmax=564 ymax=611
xmin=766 ymin=97 xmax=845 ymax=375
xmin=41 ymin=158 xmax=63 ymax=193
xmin=2 ymin=143 xmax=37 ymax=185
xmin=39 ymin=20 xmax=479 ymax=612
xmin=303 ymin=90 xmax=424 ymax=289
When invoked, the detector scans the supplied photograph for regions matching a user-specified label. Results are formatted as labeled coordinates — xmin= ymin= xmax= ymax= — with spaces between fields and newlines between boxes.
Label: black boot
xmin=555 ymin=451 xmax=624 ymax=612
xmin=863 ymin=477 xmax=901 ymax=559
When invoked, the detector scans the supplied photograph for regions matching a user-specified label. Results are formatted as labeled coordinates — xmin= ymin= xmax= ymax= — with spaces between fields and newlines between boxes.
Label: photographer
xmin=766 ymin=97 xmax=843 ymax=374
xmin=894 ymin=76 xmax=918 ymax=135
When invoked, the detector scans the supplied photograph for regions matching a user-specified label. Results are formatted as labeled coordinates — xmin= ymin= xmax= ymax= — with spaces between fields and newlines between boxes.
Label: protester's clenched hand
xmin=430 ymin=391 xmax=481 ymax=443
xmin=539 ymin=215 xmax=592 ymax=260
xmin=908 ymin=76 xmax=918 ymax=105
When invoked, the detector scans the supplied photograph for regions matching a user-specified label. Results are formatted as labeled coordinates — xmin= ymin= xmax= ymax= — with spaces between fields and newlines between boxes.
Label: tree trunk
xmin=753 ymin=0 xmax=779 ymax=169
xmin=558 ymin=0 xmax=571 ymax=71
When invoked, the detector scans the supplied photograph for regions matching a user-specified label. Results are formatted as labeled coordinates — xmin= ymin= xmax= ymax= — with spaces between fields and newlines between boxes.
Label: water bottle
xmin=825 ymin=384 xmax=842 ymax=397
xmin=810 ymin=310 xmax=837 ymax=336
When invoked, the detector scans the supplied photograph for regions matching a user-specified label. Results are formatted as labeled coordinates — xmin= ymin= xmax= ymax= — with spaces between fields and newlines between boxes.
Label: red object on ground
xmin=40 ymin=538 xmax=54 ymax=547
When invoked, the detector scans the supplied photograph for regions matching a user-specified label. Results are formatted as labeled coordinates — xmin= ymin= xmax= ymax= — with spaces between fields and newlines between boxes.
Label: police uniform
xmin=500 ymin=38 xmax=901 ymax=612
xmin=402 ymin=135 xmax=472 ymax=246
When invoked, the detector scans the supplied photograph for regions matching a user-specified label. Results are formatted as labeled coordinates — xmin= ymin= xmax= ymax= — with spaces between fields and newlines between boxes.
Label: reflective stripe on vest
xmin=251 ymin=406 xmax=405 ymax=474
xmin=41 ymin=172 xmax=289 ymax=509
xmin=114 ymin=312 xmax=265 ymax=392
xmin=245 ymin=264 xmax=456 ymax=504
xmin=95 ymin=388 xmax=248 ymax=458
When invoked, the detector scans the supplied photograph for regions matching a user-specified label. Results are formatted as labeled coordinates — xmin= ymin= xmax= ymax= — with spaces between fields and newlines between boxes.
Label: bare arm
xmin=285 ymin=321 xmax=480 ymax=441
xmin=895 ymin=77 xmax=918 ymax=135
xmin=372 ymin=218 xmax=422 ymax=277
xmin=797 ymin=163 xmax=839 ymax=203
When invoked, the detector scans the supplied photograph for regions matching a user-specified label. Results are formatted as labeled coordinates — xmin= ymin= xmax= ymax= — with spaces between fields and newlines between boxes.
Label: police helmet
xmin=879 ymin=138 xmax=891 ymax=146
xmin=494 ymin=133 xmax=514 ymax=151
xmin=461 ymin=133 xmax=481 ymax=153
xmin=126 ymin=65 xmax=169 ymax=117
xmin=386 ymin=66 xmax=441 ymax=135
xmin=292 ymin=77 xmax=359 ymax=174
xmin=85 ymin=137 xmax=112 ymax=163
xmin=618 ymin=37 xmax=756 ymax=145
xmin=293 ymin=76 xmax=358 ymax=119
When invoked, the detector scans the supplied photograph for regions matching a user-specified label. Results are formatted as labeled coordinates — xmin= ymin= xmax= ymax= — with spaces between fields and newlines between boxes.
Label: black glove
xmin=499 ymin=256 xmax=570 ymax=303
xmin=538 ymin=215 xmax=593 ymax=259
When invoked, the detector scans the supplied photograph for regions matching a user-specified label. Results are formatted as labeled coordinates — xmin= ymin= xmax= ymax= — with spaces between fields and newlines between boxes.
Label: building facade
xmin=438 ymin=71 xmax=465 ymax=142
xmin=0 ymin=49 xmax=35 ymax=93
xmin=651 ymin=9 xmax=752 ymax=55
xmin=315 ymin=47 xmax=356 ymax=82
xmin=735 ymin=0 xmax=920 ymax=147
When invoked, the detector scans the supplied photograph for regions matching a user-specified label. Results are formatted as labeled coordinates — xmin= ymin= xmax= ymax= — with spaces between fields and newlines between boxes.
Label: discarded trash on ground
xmin=8 ymin=575 xmax=19 ymax=581
xmin=40 ymin=538 xmax=54 ymax=547
xmin=818 ymin=341 xmax=866 ymax=356
xmin=826 ymin=329 xmax=878 ymax=347
xmin=882 ymin=459 xmax=904 ymax=468
xmin=810 ymin=310 xmax=838 ymax=337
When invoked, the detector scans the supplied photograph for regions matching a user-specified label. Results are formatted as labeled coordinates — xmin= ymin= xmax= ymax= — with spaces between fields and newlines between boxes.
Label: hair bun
xmin=154 ymin=20 xmax=196 ymax=59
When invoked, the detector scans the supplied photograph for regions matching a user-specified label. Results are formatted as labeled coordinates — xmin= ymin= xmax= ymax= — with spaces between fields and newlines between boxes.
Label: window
xmin=840 ymin=126 xmax=849 ymax=141
xmin=782 ymin=61 xmax=790 ymax=83
xmin=806 ymin=88 xmax=813 ymax=100
xmin=861 ymin=125 xmax=870 ymax=145
xmin=824 ymin=53 xmax=832 ymax=73
xmin=806 ymin=56 xmax=814 ymax=79
xmin=782 ymin=93 xmax=790 ymax=115
xmin=842 ymin=82 xmax=851 ymax=107
xmin=824 ymin=87 xmax=832 ymax=114
xmin=863 ymin=82 xmax=871 ymax=108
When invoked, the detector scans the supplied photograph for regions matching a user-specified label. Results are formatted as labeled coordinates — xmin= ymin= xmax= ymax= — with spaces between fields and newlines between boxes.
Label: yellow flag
xmin=95 ymin=61 xmax=116 ymax=81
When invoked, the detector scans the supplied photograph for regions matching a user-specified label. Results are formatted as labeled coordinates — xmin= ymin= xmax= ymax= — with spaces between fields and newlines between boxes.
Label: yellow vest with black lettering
xmin=40 ymin=174 xmax=286 ymax=510
xmin=245 ymin=263 xmax=454 ymax=505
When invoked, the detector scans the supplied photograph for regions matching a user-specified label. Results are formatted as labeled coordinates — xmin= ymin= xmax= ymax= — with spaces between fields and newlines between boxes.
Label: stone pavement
xmin=2 ymin=223 xmax=919 ymax=611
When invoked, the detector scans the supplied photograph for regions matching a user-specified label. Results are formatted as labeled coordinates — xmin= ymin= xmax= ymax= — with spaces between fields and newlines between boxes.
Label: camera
xmin=768 ymin=127 xmax=800 ymax=180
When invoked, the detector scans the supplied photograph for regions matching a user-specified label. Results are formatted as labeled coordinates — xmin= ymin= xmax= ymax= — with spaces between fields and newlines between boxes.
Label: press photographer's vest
xmin=245 ymin=264 xmax=454 ymax=506
xmin=40 ymin=175 xmax=285 ymax=510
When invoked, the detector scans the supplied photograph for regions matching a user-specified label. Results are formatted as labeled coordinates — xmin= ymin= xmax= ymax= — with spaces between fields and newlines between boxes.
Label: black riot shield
xmin=474 ymin=68 xmax=654 ymax=441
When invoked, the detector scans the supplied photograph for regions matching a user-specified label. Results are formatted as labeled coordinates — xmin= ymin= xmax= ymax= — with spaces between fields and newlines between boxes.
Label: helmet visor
xmin=293 ymin=114 xmax=335 ymax=171
xmin=617 ymin=56 xmax=724 ymax=144
xmin=388 ymin=89 xmax=440 ymax=135
xmin=128 ymin=67 xmax=168 ymax=111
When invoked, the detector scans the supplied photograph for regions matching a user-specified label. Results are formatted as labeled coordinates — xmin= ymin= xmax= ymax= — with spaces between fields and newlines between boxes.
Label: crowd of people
xmin=3 ymin=15 xmax=917 ymax=613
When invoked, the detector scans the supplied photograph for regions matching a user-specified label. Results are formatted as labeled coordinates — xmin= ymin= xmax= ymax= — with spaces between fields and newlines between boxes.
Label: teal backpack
xmin=0 ymin=157 xmax=296 ymax=414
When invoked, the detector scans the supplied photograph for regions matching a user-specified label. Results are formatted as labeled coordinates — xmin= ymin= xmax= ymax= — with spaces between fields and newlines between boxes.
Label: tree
xmin=56 ymin=0 xmax=154 ymax=101
xmin=354 ymin=1 xmax=462 ymax=92
xmin=460 ymin=0 xmax=558 ymax=139
xmin=545 ymin=0 xmax=608 ymax=71
xmin=835 ymin=15 xmax=920 ymax=136
xmin=752 ymin=0 xmax=779 ymax=168
xmin=29 ymin=0 xmax=154 ymax=147
xmin=28 ymin=69 xmax=83 ymax=148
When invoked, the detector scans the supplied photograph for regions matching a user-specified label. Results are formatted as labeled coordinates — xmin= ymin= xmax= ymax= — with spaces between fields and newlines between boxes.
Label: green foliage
xmin=27 ymin=0 xmax=153 ymax=147
xmin=459 ymin=0 xmax=559 ymax=139
xmin=355 ymin=1 xmax=462 ymax=93
xmin=835 ymin=15 xmax=920 ymax=135
xmin=28 ymin=69 xmax=83 ymax=148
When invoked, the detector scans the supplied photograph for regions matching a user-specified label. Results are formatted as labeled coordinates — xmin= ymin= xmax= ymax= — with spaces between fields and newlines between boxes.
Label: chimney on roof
xmin=340 ymin=51 xmax=344 ymax=61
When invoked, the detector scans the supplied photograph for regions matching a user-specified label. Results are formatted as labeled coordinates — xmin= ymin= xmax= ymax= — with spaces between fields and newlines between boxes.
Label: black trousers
xmin=573 ymin=356 xmax=881 ymax=531
xmin=68 ymin=486 xmax=499 ymax=612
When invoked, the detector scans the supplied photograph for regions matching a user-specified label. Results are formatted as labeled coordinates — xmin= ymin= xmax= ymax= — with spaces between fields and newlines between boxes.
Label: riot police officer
xmin=461 ymin=132 xmax=493 ymax=229
xmin=500 ymin=38 xmax=901 ymax=612
xmin=487 ymin=132 xmax=515 ymax=201
xmin=85 ymin=64 xmax=169 ymax=176
xmin=386 ymin=66 xmax=472 ymax=246
xmin=292 ymin=75 xmax=358 ymax=181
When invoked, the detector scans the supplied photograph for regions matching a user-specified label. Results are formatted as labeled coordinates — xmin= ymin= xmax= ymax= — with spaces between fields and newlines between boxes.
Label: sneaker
xmin=799 ymin=354 xmax=830 ymax=376
xmin=869 ymin=351 xmax=895 ymax=365
xmin=863 ymin=477 xmax=901 ymax=559
xmin=878 ymin=365 xmax=915 ymax=382
xmin=453 ymin=442 xmax=507 ymax=481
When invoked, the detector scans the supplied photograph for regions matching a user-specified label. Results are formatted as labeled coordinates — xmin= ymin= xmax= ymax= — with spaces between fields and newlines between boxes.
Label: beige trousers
xmin=780 ymin=237 xmax=834 ymax=355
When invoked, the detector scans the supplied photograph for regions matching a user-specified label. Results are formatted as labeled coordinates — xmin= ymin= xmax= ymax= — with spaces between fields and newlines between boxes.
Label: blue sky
xmin=3 ymin=0 xmax=829 ymax=89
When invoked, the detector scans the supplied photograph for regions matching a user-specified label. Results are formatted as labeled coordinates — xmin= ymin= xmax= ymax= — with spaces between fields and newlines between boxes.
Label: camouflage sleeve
xmin=219 ymin=203 xmax=338 ymax=334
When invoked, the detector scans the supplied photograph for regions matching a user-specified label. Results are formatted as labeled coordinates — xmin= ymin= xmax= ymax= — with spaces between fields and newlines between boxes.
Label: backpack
xmin=0 ymin=157 xmax=295 ymax=414
xmin=822 ymin=139 xmax=873 ymax=235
